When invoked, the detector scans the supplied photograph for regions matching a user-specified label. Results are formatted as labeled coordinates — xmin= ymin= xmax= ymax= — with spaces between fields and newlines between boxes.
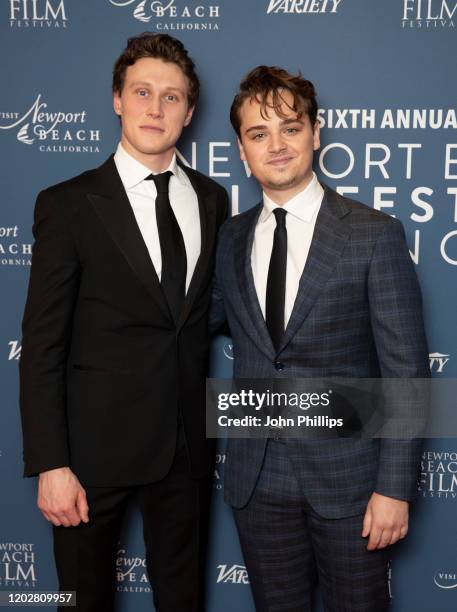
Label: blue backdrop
xmin=1 ymin=0 xmax=456 ymax=610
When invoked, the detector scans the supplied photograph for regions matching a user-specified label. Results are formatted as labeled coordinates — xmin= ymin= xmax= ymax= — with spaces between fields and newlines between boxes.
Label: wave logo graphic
xmin=134 ymin=0 xmax=151 ymax=21
xmin=110 ymin=0 xmax=176 ymax=22
xmin=16 ymin=124 xmax=34 ymax=145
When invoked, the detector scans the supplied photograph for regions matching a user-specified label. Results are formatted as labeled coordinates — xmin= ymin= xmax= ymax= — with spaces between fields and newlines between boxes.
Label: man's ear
xmin=237 ymin=136 xmax=247 ymax=161
xmin=183 ymin=105 xmax=195 ymax=127
xmin=113 ymin=92 xmax=122 ymax=117
xmin=313 ymin=121 xmax=321 ymax=151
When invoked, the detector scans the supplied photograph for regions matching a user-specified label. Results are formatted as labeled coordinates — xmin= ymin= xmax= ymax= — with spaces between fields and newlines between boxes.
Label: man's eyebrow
xmin=128 ymin=81 xmax=185 ymax=94
xmin=280 ymin=118 xmax=304 ymax=126
xmin=128 ymin=81 xmax=151 ymax=88
xmin=244 ymin=117 xmax=304 ymax=135
xmin=244 ymin=124 xmax=268 ymax=135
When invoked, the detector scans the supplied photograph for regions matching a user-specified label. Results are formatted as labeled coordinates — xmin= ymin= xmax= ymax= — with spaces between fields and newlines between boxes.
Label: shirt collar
xmin=260 ymin=172 xmax=324 ymax=224
xmin=114 ymin=142 xmax=188 ymax=189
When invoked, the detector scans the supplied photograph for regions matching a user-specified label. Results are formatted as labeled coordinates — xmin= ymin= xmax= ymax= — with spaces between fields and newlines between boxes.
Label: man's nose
xmin=146 ymin=95 xmax=163 ymax=118
xmin=268 ymin=132 xmax=287 ymax=154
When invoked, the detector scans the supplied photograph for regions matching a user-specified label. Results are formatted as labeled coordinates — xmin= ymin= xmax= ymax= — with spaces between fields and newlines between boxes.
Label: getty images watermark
xmin=205 ymin=378 xmax=457 ymax=439
xmin=216 ymin=387 xmax=342 ymax=430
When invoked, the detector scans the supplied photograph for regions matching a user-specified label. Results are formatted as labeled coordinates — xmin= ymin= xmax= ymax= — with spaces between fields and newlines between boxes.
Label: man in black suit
xmin=20 ymin=33 xmax=227 ymax=611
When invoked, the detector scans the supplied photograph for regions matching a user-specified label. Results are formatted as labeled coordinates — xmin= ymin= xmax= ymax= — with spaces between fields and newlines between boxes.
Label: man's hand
xmin=38 ymin=467 xmax=89 ymax=527
xmin=362 ymin=492 xmax=408 ymax=550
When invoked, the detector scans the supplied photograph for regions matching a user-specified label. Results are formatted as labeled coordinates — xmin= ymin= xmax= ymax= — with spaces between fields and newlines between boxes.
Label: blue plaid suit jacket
xmin=210 ymin=185 xmax=430 ymax=518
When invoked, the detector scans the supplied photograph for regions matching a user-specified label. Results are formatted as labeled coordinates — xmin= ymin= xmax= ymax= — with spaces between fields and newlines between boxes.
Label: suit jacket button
xmin=275 ymin=361 xmax=284 ymax=371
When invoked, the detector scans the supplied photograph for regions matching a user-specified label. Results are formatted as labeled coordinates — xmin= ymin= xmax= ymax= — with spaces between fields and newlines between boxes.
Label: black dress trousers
xmin=53 ymin=431 xmax=212 ymax=612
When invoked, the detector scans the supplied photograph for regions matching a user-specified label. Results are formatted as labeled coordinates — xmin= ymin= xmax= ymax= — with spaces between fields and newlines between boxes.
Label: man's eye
xmin=286 ymin=127 xmax=299 ymax=134
xmin=165 ymin=94 xmax=178 ymax=102
xmin=137 ymin=89 xmax=149 ymax=97
xmin=253 ymin=133 xmax=265 ymax=140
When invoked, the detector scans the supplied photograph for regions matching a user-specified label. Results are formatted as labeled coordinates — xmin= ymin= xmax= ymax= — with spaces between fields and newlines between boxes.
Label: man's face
xmin=113 ymin=57 xmax=194 ymax=168
xmin=237 ymin=90 xmax=320 ymax=201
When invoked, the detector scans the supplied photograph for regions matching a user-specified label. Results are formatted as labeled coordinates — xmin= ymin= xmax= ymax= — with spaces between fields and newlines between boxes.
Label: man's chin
xmin=137 ymin=144 xmax=173 ymax=156
xmin=265 ymin=177 xmax=297 ymax=190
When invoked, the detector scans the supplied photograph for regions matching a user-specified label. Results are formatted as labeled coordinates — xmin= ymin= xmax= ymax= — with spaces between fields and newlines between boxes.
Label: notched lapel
xmin=279 ymin=187 xmax=351 ymax=353
xmin=233 ymin=204 xmax=276 ymax=358
xmin=87 ymin=157 xmax=170 ymax=320
xmin=176 ymin=166 xmax=218 ymax=329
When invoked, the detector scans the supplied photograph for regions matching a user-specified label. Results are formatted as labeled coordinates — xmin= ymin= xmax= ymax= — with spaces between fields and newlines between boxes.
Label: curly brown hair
xmin=112 ymin=32 xmax=200 ymax=108
xmin=230 ymin=66 xmax=318 ymax=137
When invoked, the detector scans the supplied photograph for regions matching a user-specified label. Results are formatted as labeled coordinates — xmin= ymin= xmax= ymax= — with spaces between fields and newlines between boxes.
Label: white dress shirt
xmin=251 ymin=173 xmax=324 ymax=327
xmin=114 ymin=142 xmax=200 ymax=293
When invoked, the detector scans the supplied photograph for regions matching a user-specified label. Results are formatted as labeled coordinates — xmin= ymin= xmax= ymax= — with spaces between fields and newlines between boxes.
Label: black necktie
xmin=146 ymin=171 xmax=187 ymax=324
xmin=266 ymin=208 xmax=287 ymax=352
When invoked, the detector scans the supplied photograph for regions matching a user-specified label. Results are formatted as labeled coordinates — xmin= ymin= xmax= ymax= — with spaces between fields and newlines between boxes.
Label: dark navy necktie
xmin=266 ymin=207 xmax=287 ymax=352
xmin=146 ymin=171 xmax=187 ymax=324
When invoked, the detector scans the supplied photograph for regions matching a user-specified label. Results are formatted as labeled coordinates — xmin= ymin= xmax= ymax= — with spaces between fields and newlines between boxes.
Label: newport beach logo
xmin=109 ymin=0 xmax=220 ymax=30
xmin=402 ymin=0 xmax=456 ymax=28
xmin=434 ymin=570 xmax=457 ymax=589
xmin=419 ymin=450 xmax=457 ymax=500
xmin=0 ymin=95 xmax=100 ymax=153
xmin=8 ymin=0 xmax=68 ymax=28
xmin=267 ymin=0 xmax=342 ymax=14
xmin=116 ymin=546 xmax=151 ymax=594
xmin=0 ymin=226 xmax=32 ymax=267
xmin=0 ymin=543 xmax=37 ymax=588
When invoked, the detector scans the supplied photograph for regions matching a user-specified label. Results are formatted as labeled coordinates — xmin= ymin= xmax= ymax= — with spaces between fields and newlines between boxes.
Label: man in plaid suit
xmin=210 ymin=66 xmax=429 ymax=611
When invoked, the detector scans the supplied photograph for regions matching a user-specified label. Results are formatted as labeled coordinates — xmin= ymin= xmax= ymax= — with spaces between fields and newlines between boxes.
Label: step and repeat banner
xmin=1 ymin=0 xmax=456 ymax=610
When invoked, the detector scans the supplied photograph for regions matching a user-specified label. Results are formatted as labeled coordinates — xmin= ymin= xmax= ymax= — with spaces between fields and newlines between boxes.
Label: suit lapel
xmin=87 ymin=156 xmax=171 ymax=320
xmin=234 ymin=204 xmax=276 ymax=359
xmin=177 ymin=164 xmax=217 ymax=330
xmin=278 ymin=186 xmax=351 ymax=353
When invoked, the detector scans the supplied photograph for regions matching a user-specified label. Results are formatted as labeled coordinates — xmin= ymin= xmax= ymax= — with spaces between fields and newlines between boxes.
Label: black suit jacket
xmin=20 ymin=155 xmax=228 ymax=486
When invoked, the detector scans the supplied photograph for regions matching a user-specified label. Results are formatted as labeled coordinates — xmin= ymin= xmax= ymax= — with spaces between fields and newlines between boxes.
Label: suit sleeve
xmin=20 ymin=189 xmax=81 ymax=477
xmin=367 ymin=217 xmax=430 ymax=501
